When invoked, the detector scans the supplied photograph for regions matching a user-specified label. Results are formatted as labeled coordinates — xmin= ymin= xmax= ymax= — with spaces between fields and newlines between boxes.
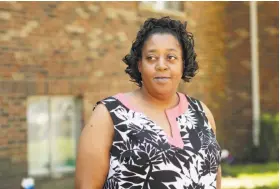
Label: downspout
xmin=249 ymin=1 xmax=261 ymax=146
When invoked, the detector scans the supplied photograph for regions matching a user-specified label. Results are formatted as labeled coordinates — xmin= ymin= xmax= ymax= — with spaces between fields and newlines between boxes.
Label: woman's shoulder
xmin=93 ymin=93 xmax=122 ymax=107
xmin=98 ymin=92 xmax=132 ymax=101
xmin=182 ymin=93 xmax=200 ymax=103
xmin=93 ymin=92 xmax=131 ymax=112
xmin=181 ymin=93 xmax=211 ymax=114
xmin=181 ymin=93 xmax=216 ymax=132
xmin=180 ymin=93 xmax=202 ymax=107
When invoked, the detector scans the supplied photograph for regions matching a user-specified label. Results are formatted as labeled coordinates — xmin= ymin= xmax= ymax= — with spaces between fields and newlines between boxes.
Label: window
xmin=140 ymin=1 xmax=183 ymax=12
xmin=27 ymin=96 xmax=82 ymax=176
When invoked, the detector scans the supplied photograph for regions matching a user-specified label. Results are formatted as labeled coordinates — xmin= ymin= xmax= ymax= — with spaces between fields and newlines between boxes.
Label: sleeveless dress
xmin=94 ymin=92 xmax=222 ymax=189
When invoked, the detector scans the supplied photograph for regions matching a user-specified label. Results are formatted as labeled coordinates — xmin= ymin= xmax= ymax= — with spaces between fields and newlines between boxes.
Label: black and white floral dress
xmin=94 ymin=93 xmax=221 ymax=189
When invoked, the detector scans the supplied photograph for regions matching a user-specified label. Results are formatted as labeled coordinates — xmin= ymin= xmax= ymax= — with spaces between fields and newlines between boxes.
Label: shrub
xmin=250 ymin=113 xmax=279 ymax=162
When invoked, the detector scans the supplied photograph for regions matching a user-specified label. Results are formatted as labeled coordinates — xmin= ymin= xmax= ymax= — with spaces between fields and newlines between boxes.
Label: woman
xmin=75 ymin=16 xmax=222 ymax=189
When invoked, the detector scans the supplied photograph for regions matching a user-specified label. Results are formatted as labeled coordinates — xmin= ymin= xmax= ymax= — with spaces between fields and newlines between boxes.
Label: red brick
xmin=0 ymin=138 xmax=8 ymax=146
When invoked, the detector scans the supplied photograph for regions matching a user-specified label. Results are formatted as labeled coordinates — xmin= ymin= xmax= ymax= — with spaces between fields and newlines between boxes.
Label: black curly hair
xmin=122 ymin=16 xmax=198 ymax=87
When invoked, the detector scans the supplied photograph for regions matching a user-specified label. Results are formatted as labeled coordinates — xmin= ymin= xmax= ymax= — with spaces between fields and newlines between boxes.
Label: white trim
xmin=250 ymin=1 xmax=261 ymax=146
xmin=29 ymin=168 xmax=49 ymax=177
xmin=139 ymin=1 xmax=186 ymax=18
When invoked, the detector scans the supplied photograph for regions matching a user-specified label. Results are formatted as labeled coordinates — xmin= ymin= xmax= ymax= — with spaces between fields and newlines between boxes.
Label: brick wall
xmin=0 ymin=1 xmax=278 ymax=188
xmin=0 ymin=95 xmax=28 ymax=188
xmin=258 ymin=1 xmax=279 ymax=114
xmin=222 ymin=2 xmax=254 ymax=159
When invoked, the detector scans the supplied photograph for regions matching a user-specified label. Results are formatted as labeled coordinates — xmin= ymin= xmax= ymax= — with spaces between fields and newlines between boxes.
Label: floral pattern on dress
xmin=93 ymin=94 xmax=221 ymax=189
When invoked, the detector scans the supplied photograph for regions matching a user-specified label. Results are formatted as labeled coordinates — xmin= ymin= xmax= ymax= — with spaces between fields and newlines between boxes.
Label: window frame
xmin=27 ymin=95 xmax=82 ymax=178
xmin=138 ymin=1 xmax=186 ymax=17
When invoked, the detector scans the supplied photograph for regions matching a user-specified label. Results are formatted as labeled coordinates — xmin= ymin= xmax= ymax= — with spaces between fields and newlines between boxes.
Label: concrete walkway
xmin=222 ymin=176 xmax=278 ymax=189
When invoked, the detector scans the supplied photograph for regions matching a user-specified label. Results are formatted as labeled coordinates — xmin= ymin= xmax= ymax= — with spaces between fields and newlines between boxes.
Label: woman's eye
xmin=168 ymin=55 xmax=177 ymax=60
xmin=147 ymin=56 xmax=156 ymax=61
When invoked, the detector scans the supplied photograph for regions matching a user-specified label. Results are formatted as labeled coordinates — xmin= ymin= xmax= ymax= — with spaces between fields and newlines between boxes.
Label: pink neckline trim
xmin=113 ymin=92 xmax=188 ymax=149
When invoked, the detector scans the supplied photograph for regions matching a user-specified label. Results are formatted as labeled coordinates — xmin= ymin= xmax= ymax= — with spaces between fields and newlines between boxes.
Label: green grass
xmin=253 ymin=182 xmax=278 ymax=189
xmin=222 ymin=162 xmax=279 ymax=176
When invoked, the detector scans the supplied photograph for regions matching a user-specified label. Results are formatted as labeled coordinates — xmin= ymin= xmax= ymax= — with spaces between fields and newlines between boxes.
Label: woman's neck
xmin=136 ymin=87 xmax=179 ymax=111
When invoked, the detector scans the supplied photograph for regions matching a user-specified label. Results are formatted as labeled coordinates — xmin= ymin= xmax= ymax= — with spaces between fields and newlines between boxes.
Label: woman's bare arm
xmin=200 ymin=101 xmax=222 ymax=189
xmin=75 ymin=104 xmax=114 ymax=189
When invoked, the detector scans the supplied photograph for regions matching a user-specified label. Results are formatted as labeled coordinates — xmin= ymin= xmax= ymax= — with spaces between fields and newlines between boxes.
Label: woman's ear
xmin=138 ymin=60 xmax=142 ymax=73
xmin=181 ymin=60 xmax=185 ymax=76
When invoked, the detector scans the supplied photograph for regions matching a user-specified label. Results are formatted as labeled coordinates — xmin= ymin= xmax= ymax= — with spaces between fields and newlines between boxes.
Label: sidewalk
xmin=222 ymin=176 xmax=278 ymax=189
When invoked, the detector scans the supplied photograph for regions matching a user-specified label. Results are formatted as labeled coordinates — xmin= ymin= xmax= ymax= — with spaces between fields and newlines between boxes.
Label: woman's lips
xmin=153 ymin=77 xmax=171 ymax=83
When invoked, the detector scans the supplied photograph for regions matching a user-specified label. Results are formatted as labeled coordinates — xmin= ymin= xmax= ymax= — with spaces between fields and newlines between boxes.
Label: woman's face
xmin=138 ymin=33 xmax=183 ymax=97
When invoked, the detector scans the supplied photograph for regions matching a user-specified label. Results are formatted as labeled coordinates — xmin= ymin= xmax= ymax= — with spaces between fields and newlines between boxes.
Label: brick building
xmin=0 ymin=1 xmax=278 ymax=188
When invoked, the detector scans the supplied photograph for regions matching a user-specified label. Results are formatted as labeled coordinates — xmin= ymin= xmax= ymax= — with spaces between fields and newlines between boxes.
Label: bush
xmin=250 ymin=113 xmax=279 ymax=162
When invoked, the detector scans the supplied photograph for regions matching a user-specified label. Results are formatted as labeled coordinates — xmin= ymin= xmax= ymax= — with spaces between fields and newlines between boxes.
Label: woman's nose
xmin=155 ymin=57 xmax=168 ymax=71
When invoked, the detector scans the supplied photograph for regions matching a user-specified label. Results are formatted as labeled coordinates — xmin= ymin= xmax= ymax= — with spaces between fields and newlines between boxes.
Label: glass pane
xmin=50 ymin=96 xmax=82 ymax=173
xmin=141 ymin=1 xmax=183 ymax=11
xmin=27 ymin=96 xmax=50 ymax=175
xmin=165 ymin=2 xmax=183 ymax=11
xmin=141 ymin=1 xmax=163 ymax=10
